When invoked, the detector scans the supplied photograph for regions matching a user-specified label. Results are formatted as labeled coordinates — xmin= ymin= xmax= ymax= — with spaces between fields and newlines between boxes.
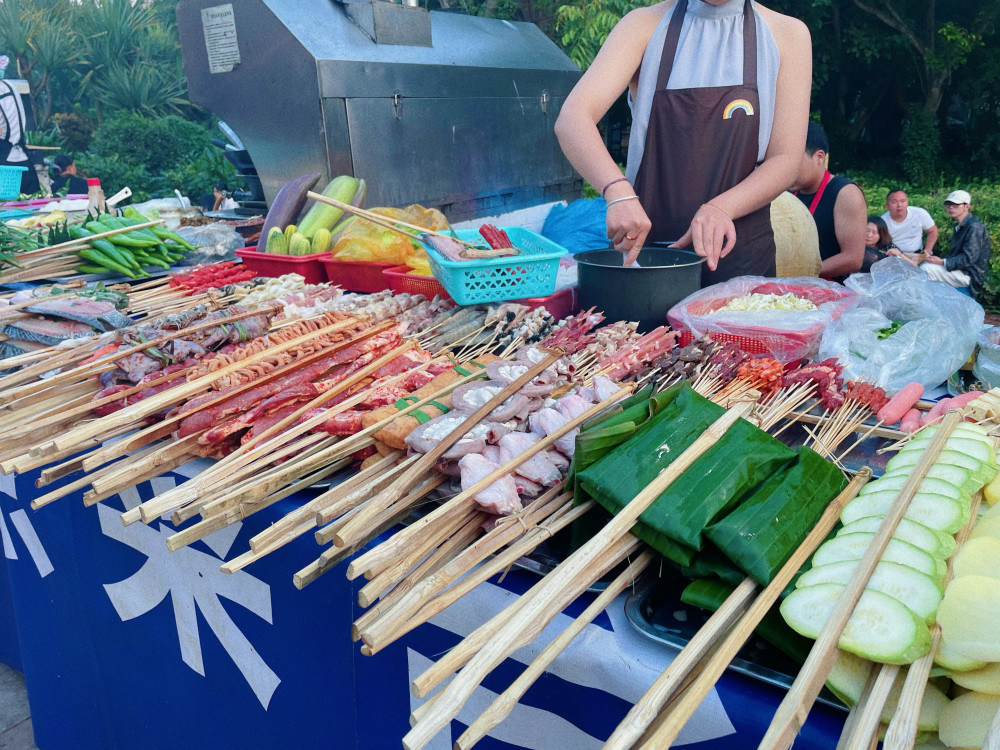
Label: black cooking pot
xmin=575 ymin=246 xmax=705 ymax=333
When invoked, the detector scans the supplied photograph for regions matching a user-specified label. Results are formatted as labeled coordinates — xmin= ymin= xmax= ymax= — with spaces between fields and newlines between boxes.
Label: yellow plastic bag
xmin=332 ymin=205 xmax=448 ymax=267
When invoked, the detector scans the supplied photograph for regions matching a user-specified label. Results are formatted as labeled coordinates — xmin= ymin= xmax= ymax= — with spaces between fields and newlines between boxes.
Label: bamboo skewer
xmin=882 ymin=485 xmax=986 ymax=750
xmin=352 ymin=486 xmax=569 ymax=641
xmin=834 ymin=664 xmax=880 ymax=750
xmin=402 ymin=399 xmax=755 ymax=750
xmin=408 ymin=534 xmax=644 ymax=708
xmin=454 ymin=550 xmax=655 ymax=750
xmin=356 ymin=499 xmax=590 ymax=653
xmin=306 ymin=192 xmax=483 ymax=250
xmin=835 ymin=664 xmax=898 ymax=750
xmin=293 ymin=479 xmax=447 ymax=590
xmin=758 ymin=411 xmax=962 ymax=750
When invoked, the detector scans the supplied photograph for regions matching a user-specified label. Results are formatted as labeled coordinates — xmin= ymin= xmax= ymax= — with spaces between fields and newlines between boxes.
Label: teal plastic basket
xmin=424 ymin=227 xmax=566 ymax=305
xmin=0 ymin=166 xmax=27 ymax=200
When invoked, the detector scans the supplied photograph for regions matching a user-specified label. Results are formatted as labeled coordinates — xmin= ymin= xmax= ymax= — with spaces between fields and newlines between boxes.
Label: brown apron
xmin=633 ymin=0 xmax=776 ymax=286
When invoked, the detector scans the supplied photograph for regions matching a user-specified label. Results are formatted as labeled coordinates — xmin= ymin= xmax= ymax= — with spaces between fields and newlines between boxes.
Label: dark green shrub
xmin=900 ymin=107 xmax=941 ymax=185
xmin=50 ymin=113 xmax=97 ymax=153
xmin=88 ymin=112 xmax=211 ymax=174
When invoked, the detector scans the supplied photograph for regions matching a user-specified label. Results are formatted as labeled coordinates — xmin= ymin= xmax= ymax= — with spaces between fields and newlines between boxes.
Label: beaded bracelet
xmin=601 ymin=177 xmax=630 ymax=197
xmin=606 ymin=195 xmax=639 ymax=208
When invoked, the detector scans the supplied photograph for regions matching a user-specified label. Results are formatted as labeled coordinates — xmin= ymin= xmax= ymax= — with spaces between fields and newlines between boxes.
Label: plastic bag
xmin=173 ymin=223 xmax=245 ymax=266
xmin=667 ymin=276 xmax=858 ymax=362
xmin=332 ymin=205 xmax=447 ymax=268
xmin=818 ymin=257 xmax=984 ymax=391
xmin=540 ymin=197 xmax=609 ymax=254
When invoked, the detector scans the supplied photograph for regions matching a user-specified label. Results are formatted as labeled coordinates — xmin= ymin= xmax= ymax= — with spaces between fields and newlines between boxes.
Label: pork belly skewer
xmin=330 ymin=350 xmax=563 ymax=551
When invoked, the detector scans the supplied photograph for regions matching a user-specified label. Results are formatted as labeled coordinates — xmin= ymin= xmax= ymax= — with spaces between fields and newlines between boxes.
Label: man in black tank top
xmin=791 ymin=122 xmax=867 ymax=281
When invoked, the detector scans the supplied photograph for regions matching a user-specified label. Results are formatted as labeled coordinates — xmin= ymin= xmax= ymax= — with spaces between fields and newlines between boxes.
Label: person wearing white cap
xmin=920 ymin=190 xmax=990 ymax=298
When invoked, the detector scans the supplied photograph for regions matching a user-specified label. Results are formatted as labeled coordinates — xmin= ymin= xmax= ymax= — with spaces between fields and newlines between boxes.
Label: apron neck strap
xmin=805 ymin=170 xmax=833 ymax=215
xmin=657 ymin=0 xmax=758 ymax=90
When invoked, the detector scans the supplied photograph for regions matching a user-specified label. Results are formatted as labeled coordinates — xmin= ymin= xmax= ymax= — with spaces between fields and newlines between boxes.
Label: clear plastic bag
xmin=173 ymin=223 xmax=245 ymax=266
xmin=666 ymin=276 xmax=858 ymax=362
xmin=818 ymin=257 xmax=984 ymax=391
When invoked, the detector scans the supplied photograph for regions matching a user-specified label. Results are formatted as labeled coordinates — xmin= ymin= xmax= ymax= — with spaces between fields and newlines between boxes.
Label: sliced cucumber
xmin=795 ymin=560 xmax=942 ymax=623
xmin=881 ymin=464 xmax=980 ymax=496
xmin=900 ymin=434 xmax=996 ymax=467
xmin=887 ymin=448 xmax=997 ymax=487
xmin=812 ymin=532 xmax=946 ymax=582
xmin=838 ymin=515 xmax=956 ymax=559
xmin=860 ymin=474 xmax=971 ymax=506
xmin=781 ymin=584 xmax=931 ymax=664
xmin=912 ymin=421 xmax=994 ymax=446
xmin=841 ymin=490 xmax=969 ymax=534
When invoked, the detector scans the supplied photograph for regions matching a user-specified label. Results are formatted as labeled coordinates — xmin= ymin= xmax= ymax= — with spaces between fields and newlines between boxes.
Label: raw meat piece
xmin=482 ymin=445 xmax=502 ymax=465
xmin=452 ymin=381 xmax=505 ymax=412
xmin=405 ymin=414 xmax=502 ymax=460
xmin=545 ymin=449 xmax=570 ymax=471
xmin=555 ymin=394 xmax=592 ymax=421
xmin=513 ymin=475 xmax=544 ymax=498
xmin=593 ymin=375 xmax=619 ymax=402
xmin=498 ymin=432 xmax=562 ymax=486
xmin=458 ymin=454 xmax=522 ymax=515
xmin=530 ymin=408 xmax=568 ymax=437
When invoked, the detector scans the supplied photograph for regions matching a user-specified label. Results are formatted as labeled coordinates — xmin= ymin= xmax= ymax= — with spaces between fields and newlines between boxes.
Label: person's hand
xmin=671 ymin=202 xmax=736 ymax=272
xmin=885 ymin=248 xmax=902 ymax=257
xmin=924 ymin=254 xmax=944 ymax=266
xmin=606 ymin=198 xmax=651 ymax=266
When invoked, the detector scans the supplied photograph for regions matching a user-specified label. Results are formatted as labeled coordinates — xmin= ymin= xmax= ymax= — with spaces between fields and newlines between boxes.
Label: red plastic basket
xmin=518 ymin=286 xmax=578 ymax=320
xmin=383 ymin=266 xmax=451 ymax=300
xmin=322 ymin=258 xmax=396 ymax=293
xmin=235 ymin=247 xmax=328 ymax=285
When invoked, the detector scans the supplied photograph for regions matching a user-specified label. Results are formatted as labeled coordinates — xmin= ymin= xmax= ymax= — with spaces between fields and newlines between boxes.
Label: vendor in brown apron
xmin=632 ymin=0 xmax=776 ymax=286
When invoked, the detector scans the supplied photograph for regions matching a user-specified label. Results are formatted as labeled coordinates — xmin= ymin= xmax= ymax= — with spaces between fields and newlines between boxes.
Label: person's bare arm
xmin=922 ymin=222 xmax=939 ymax=255
xmin=673 ymin=7 xmax=812 ymax=270
xmin=554 ymin=6 xmax=665 ymax=262
xmin=819 ymin=182 xmax=867 ymax=278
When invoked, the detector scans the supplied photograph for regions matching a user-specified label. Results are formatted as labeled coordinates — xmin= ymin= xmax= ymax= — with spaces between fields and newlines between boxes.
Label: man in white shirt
xmin=881 ymin=187 xmax=938 ymax=255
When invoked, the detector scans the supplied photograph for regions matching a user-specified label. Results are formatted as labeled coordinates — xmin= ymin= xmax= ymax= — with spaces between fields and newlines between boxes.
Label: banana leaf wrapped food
xmin=572 ymin=383 xmax=846 ymax=584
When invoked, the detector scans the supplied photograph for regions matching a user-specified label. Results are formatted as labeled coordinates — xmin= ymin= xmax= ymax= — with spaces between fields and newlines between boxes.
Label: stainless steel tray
xmin=623 ymin=576 xmax=846 ymax=711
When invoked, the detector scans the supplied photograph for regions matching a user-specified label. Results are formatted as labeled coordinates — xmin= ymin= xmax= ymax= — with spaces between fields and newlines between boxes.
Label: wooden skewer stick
xmin=757 ymin=411 xmax=962 ymax=750
xmin=311 ymin=457 xmax=416 ymax=544
xmin=334 ymin=349 xmax=564 ymax=550
xmin=354 ymin=494 xmax=581 ymax=649
xmin=882 ymin=485 xmax=985 ymax=750
xmin=305 ymin=192 xmax=482 ymax=250
xmin=408 ymin=532 xmax=642 ymax=709
xmin=0 ymin=303 xmax=285 ymax=409
xmin=833 ymin=663 xmax=898 ymax=750
xmin=82 ymin=435 xmax=200 ymax=507
xmin=292 ymin=480 xmax=446 ymax=590
xmin=402 ymin=400 xmax=756 ymax=750
xmin=347 ymin=385 xmax=632 ymax=583
xmin=454 ymin=550 xmax=655 ymax=750
xmin=358 ymin=486 xmax=567 ymax=646
xmin=833 ymin=664 xmax=879 ymax=750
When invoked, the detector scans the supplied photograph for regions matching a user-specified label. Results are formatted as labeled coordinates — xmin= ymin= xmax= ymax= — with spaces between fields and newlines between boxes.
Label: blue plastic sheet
xmin=541 ymin=197 xmax=610 ymax=254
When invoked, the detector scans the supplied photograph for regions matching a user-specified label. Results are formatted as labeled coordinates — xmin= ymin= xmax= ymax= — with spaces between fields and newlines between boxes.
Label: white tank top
xmin=625 ymin=0 xmax=780 ymax=183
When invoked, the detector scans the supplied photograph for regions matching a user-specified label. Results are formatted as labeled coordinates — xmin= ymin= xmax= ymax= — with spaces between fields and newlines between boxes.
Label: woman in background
xmin=861 ymin=215 xmax=897 ymax=272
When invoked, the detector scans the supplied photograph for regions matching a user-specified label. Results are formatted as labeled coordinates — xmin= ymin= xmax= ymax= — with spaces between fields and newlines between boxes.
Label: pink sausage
xmin=877 ymin=382 xmax=925 ymax=425
xmin=899 ymin=408 xmax=923 ymax=433
xmin=920 ymin=397 xmax=953 ymax=427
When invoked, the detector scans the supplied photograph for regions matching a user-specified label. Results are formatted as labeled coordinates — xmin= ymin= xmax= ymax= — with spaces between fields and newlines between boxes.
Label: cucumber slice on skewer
xmin=812 ymin=532 xmax=946 ymax=582
xmin=841 ymin=490 xmax=969 ymax=534
xmin=781 ymin=584 xmax=931 ymax=664
xmin=837 ymin=515 xmax=955 ymax=560
xmin=795 ymin=559 xmax=942 ymax=623
xmin=859 ymin=474 xmax=971 ymax=506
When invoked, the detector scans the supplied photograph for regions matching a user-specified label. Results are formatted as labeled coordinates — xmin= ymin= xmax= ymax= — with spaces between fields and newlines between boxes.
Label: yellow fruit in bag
xmin=333 ymin=204 xmax=449 ymax=266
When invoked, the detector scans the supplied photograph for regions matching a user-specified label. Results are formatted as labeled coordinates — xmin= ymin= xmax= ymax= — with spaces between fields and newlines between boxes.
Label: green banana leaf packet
xmin=574 ymin=383 xmax=846 ymax=585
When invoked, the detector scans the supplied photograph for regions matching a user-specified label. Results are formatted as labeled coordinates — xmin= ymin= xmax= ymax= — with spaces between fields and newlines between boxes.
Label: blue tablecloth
xmin=3 ymin=460 xmax=846 ymax=750
xmin=0 ymin=473 xmax=22 ymax=671
xmin=2 ymin=463 xmax=357 ymax=750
